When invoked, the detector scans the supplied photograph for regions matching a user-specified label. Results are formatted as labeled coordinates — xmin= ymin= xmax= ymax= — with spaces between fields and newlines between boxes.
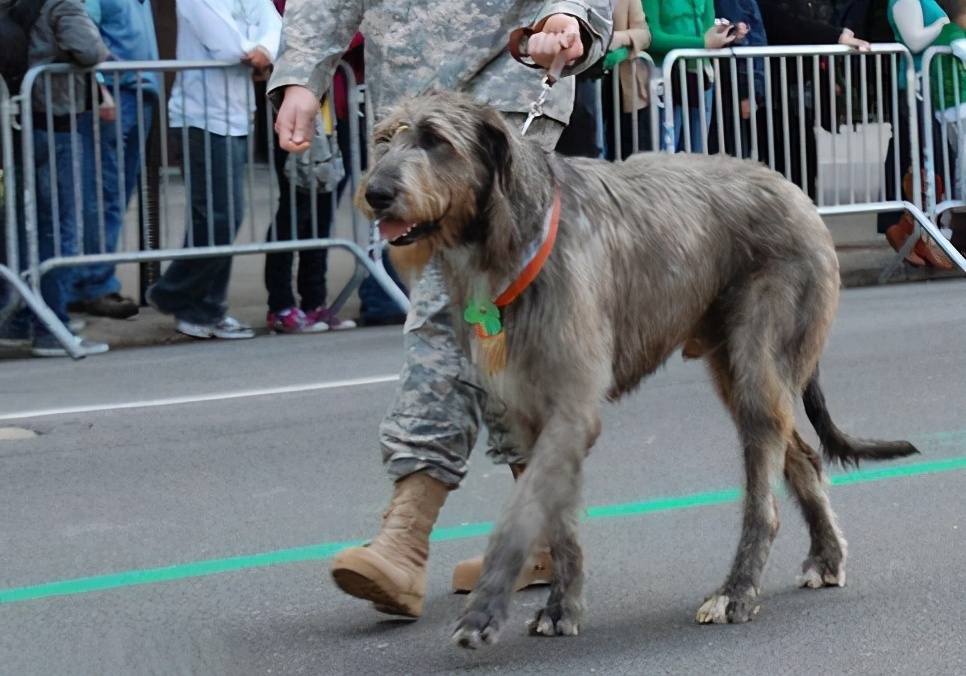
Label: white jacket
xmin=168 ymin=0 xmax=282 ymax=136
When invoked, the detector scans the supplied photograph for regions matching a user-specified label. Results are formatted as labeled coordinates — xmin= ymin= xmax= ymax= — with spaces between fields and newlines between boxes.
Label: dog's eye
xmin=419 ymin=128 xmax=447 ymax=150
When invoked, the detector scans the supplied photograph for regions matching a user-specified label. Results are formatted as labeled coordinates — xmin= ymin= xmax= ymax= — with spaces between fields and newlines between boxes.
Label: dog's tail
xmin=802 ymin=370 xmax=919 ymax=468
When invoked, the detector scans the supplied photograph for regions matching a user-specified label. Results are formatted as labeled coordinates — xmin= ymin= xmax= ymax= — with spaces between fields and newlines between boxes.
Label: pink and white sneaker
xmin=306 ymin=306 xmax=356 ymax=331
xmin=267 ymin=307 xmax=307 ymax=334
xmin=301 ymin=309 xmax=330 ymax=333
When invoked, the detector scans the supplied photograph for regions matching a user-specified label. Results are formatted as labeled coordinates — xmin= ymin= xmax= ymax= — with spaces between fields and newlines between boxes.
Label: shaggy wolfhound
xmin=356 ymin=90 xmax=918 ymax=649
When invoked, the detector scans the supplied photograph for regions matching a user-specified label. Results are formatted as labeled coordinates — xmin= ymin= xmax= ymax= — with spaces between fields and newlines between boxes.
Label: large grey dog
xmin=357 ymin=90 xmax=918 ymax=649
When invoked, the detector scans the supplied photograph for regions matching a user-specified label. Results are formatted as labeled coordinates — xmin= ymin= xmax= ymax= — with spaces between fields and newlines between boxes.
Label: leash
xmin=512 ymin=35 xmax=570 ymax=136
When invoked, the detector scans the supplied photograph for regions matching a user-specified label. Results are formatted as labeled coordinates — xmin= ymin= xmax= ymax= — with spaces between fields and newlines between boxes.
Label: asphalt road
xmin=1 ymin=280 xmax=964 ymax=676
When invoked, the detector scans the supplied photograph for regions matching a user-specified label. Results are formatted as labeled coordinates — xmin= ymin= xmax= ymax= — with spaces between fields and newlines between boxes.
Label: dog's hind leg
xmin=696 ymin=336 xmax=793 ymax=624
xmin=452 ymin=407 xmax=600 ymax=649
xmin=784 ymin=430 xmax=848 ymax=588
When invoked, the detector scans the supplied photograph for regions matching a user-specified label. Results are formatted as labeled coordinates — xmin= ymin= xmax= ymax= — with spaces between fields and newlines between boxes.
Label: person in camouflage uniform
xmin=268 ymin=0 xmax=614 ymax=619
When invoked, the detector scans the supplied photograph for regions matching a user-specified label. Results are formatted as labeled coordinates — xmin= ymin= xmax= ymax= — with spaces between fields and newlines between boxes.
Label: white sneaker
xmin=31 ymin=333 xmax=109 ymax=358
xmin=175 ymin=316 xmax=255 ymax=340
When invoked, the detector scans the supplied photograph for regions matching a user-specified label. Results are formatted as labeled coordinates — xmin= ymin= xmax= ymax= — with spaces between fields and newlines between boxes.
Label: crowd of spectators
xmin=1 ymin=0 xmax=964 ymax=359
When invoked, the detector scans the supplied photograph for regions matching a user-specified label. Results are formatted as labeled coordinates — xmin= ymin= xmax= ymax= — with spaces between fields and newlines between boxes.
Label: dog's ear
xmin=478 ymin=107 xmax=512 ymax=187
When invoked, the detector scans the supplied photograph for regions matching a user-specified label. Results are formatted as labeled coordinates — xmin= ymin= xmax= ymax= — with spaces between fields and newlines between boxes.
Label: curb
xmin=837 ymin=243 xmax=965 ymax=288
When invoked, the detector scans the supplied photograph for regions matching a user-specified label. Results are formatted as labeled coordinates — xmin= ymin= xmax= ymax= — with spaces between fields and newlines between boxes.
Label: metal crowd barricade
xmin=656 ymin=43 xmax=964 ymax=279
xmin=919 ymin=47 xmax=966 ymax=274
xmin=11 ymin=59 xmax=407 ymax=357
xmin=596 ymin=51 xmax=660 ymax=159
xmin=921 ymin=47 xmax=966 ymax=217
xmin=0 ymin=76 xmax=82 ymax=355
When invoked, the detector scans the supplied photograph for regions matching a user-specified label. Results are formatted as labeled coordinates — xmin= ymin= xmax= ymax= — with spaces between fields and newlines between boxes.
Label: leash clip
xmin=521 ymin=78 xmax=553 ymax=136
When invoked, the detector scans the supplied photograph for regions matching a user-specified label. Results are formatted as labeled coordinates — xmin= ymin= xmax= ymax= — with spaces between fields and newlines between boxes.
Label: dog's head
xmin=355 ymin=91 xmax=515 ymax=249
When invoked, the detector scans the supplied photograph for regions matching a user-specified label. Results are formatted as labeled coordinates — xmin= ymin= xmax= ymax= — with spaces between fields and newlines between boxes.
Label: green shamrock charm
xmin=464 ymin=299 xmax=503 ymax=337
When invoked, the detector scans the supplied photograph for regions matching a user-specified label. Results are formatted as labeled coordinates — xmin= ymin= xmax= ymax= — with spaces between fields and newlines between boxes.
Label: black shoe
xmin=84 ymin=293 xmax=139 ymax=319
xmin=0 ymin=320 xmax=31 ymax=347
xmin=355 ymin=313 xmax=407 ymax=327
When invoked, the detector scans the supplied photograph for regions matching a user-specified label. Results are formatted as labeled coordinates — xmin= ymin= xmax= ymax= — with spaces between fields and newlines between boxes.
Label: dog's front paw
xmin=452 ymin=608 xmax=505 ymax=649
xmin=695 ymin=589 xmax=761 ymax=624
xmin=528 ymin=604 xmax=581 ymax=637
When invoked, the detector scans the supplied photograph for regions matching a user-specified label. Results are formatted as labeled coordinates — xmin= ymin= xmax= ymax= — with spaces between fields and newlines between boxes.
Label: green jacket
xmin=930 ymin=23 xmax=966 ymax=111
xmin=641 ymin=0 xmax=714 ymax=63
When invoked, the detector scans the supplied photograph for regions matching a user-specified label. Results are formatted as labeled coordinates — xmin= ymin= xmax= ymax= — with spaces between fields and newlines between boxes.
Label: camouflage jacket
xmin=268 ymin=0 xmax=614 ymax=125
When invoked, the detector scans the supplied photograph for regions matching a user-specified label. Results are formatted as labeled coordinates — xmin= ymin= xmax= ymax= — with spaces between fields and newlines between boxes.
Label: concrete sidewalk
xmin=4 ymin=165 xmax=964 ymax=356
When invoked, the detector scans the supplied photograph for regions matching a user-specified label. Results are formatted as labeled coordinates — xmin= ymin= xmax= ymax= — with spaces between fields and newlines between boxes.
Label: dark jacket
xmin=838 ymin=0 xmax=894 ymax=42
xmin=714 ymin=0 xmax=768 ymax=100
xmin=757 ymin=0 xmax=844 ymax=117
xmin=758 ymin=0 xmax=843 ymax=47
xmin=19 ymin=0 xmax=113 ymax=117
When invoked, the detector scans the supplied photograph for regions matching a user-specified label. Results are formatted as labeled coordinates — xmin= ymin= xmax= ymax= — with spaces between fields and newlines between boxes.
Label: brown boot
xmin=914 ymin=235 xmax=955 ymax=270
xmin=885 ymin=214 xmax=926 ymax=267
xmin=451 ymin=548 xmax=554 ymax=593
xmin=330 ymin=472 xmax=449 ymax=617
xmin=450 ymin=463 xmax=555 ymax=593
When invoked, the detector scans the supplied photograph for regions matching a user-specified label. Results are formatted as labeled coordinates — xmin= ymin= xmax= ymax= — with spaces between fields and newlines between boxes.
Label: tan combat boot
xmin=451 ymin=548 xmax=554 ymax=593
xmin=450 ymin=463 xmax=555 ymax=593
xmin=330 ymin=472 xmax=449 ymax=617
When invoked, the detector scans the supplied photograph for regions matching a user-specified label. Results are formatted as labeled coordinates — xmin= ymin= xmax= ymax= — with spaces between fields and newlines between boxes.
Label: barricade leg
xmin=328 ymin=241 xmax=410 ymax=315
xmin=0 ymin=266 xmax=84 ymax=358
xmin=138 ymin=101 xmax=163 ymax=305
xmin=902 ymin=202 xmax=966 ymax=272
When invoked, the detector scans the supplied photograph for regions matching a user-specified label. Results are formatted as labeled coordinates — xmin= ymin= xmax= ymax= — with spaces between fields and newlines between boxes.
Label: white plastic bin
xmin=815 ymin=122 xmax=892 ymax=206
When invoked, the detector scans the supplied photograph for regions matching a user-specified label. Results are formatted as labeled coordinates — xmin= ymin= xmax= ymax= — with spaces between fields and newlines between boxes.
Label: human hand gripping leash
xmin=519 ymin=39 xmax=572 ymax=136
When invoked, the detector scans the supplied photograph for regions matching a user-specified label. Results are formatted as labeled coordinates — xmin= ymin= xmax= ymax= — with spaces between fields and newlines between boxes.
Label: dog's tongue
xmin=377 ymin=218 xmax=414 ymax=243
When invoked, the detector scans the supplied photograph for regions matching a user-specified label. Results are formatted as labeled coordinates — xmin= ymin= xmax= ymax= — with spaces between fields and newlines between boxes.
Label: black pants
xmin=707 ymin=70 xmax=755 ymax=159
xmin=876 ymin=97 xmax=948 ymax=234
xmin=264 ymin=137 xmax=333 ymax=314
xmin=600 ymin=72 xmax=653 ymax=160
xmin=554 ymin=78 xmax=602 ymax=159
xmin=756 ymin=103 xmax=818 ymax=200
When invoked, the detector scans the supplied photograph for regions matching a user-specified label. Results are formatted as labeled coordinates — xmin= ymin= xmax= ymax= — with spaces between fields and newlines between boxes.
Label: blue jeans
xmin=74 ymin=89 xmax=157 ymax=301
xmin=0 ymin=130 xmax=24 ymax=311
xmin=662 ymin=88 xmax=715 ymax=153
xmin=20 ymin=120 xmax=89 ymax=337
xmin=147 ymin=127 xmax=246 ymax=325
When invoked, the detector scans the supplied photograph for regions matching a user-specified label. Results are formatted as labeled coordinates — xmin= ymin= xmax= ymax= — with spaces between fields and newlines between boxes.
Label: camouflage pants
xmin=380 ymin=113 xmax=564 ymax=488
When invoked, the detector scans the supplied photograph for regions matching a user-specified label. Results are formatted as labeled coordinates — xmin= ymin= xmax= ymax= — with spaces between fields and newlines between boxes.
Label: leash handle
xmin=512 ymin=20 xmax=577 ymax=135
xmin=520 ymin=49 xmax=570 ymax=135
xmin=544 ymin=49 xmax=569 ymax=86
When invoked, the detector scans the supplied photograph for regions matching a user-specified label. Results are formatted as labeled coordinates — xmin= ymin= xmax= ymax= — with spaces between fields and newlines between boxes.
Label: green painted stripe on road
xmin=1 ymin=450 xmax=964 ymax=606
xmin=831 ymin=456 xmax=966 ymax=485
xmin=0 ymin=540 xmax=364 ymax=605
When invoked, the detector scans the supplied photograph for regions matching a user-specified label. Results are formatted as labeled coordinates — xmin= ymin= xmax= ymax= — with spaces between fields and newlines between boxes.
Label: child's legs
xmin=295 ymin=190 xmax=333 ymax=311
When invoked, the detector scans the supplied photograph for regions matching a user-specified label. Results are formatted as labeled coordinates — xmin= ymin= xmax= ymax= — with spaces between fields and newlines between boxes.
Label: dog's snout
xmin=364 ymin=179 xmax=397 ymax=212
